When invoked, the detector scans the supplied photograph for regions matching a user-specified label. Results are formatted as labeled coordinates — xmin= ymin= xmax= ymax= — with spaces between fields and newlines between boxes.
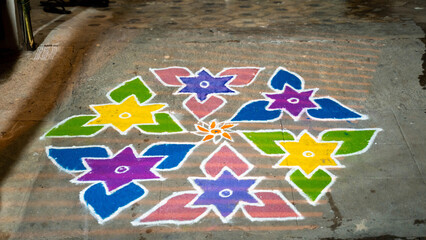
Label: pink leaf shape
xmin=151 ymin=67 xmax=192 ymax=86
xmin=243 ymin=191 xmax=301 ymax=220
xmin=204 ymin=144 xmax=251 ymax=177
xmin=135 ymin=192 xmax=208 ymax=225
xmin=184 ymin=96 xmax=225 ymax=120
xmin=219 ymin=67 xmax=263 ymax=86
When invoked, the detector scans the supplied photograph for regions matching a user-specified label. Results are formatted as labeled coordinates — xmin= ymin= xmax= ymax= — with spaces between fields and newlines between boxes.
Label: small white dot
xmin=287 ymin=97 xmax=300 ymax=104
xmin=219 ymin=189 xmax=233 ymax=198
xmin=302 ymin=151 xmax=315 ymax=157
xmin=119 ymin=112 xmax=132 ymax=119
xmin=115 ymin=166 xmax=130 ymax=174
xmin=200 ymin=81 xmax=209 ymax=88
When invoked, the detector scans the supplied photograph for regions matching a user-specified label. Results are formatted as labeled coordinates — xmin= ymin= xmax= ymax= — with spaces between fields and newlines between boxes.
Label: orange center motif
xmin=211 ymin=129 xmax=222 ymax=134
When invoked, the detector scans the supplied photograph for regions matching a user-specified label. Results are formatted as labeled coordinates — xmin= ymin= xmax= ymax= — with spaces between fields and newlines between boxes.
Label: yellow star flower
xmin=277 ymin=131 xmax=340 ymax=176
xmin=86 ymin=96 xmax=165 ymax=133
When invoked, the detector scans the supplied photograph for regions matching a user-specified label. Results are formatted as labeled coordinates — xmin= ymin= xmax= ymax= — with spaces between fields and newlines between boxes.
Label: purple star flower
xmin=75 ymin=146 xmax=163 ymax=192
xmin=191 ymin=169 xmax=259 ymax=218
xmin=178 ymin=69 xmax=235 ymax=102
xmin=265 ymin=85 xmax=318 ymax=118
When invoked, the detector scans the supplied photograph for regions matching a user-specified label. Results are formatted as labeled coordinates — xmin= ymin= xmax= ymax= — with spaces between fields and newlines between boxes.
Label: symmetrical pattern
xmin=132 ymin=143 xmax=302 ymax=225
xmin=43 ymin=77 xmax=186 ymax=138
xmin=151 ymin=67 xmax=263 ymax=120
xmin=194 ymin=119 xmax=236 ymax=144
xmin=46 ymin=143 xmax=196 ymax=223
xmin=231 ymin=67 xmax=367 ymax=122
xmin=239 ymin=128 xmax=381 ymax=204
xmin=42 ymin=67 xmax=381 ymax=226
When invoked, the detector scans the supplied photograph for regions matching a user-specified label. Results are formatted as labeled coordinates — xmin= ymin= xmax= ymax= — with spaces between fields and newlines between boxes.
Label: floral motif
xmin=46 ymin=143 xmax=197 ymax=223
xmin=133 ymin=143 xmax=301 ymax=225
xmin=151 ymin=67 xmax=262 ymax=120
xmin=276 ymin=131 xmax=341 ymax=176
xmin=73 ymin=146 xmax=163 ymax=192
xmin=231 ymin=67 xmax=367 ymax=122
xmin=86 ymin=95 xmax=165 ymax=133
xmin=195 ymin=120 xmax=235 ymax=143
xmin=43 ymin=77 xmax=186 ymax=137
xmin=178 ymin=69 xmax=236 ymax=102
xmin=265 ymin=85 xmax=318 ymax=119
xmin=190 ymin=169 xmax=259 ymax=218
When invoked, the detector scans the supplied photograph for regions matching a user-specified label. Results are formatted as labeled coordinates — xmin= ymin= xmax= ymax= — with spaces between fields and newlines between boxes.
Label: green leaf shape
xmin=109 ymin=78 xmax=152 ymax=104
xmin=290 ymin=169 xmax=332 ymax=202
xmin=45 ymin=115 xmax=104 ymax=137
xmin=242 ymin=131 xmax=294 ymax=155
xmin=138 ymin=113 xmax=183 ymax=133
xmin=321 ymin=129 xmax=378 ymax=156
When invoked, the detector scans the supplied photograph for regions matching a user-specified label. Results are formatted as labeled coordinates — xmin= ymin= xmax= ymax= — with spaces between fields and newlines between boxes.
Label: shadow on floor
xmin=0 ymin=4 xmax=118 ymax=209
xmin=0 ymin=2 xmax=22 ymax=83
xmin=41 ymin=0 xmax=109 ymax=14
xmin=0 ymin=51 xmax=21 ymax=84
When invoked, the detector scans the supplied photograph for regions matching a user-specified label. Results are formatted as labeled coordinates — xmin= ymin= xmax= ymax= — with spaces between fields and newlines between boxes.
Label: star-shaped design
xmin=195 ymin=120 xmax=235 ymax=144
xmin=355 ymin=219 xmax=368 ymax=232
xmin=264 ymin=85 xmax=318 ymax=119
xmin=277 ymin=131 xmax=341 ymax=176
xmin=74 ymin=146 xmax=163 ymax=193
xmin=86 ymin=95 xmax=165 ymax=133
xmin=190 ymin=169 xmax=259 ymax=219
xmin=178 ymin=69 xmax=236 ymax=102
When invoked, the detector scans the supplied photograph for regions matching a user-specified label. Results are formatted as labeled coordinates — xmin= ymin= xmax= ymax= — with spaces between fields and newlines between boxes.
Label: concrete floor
xmin=0 ymin=0 xmax=425 ymax=239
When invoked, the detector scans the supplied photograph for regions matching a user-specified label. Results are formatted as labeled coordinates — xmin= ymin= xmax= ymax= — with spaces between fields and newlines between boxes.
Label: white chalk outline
xmin=193 ymin=120 xmax=236 ymax=144
xmin=273 ymin=130 xmax=345 ymax=179
xmin=152 ymin=67 xmax=264 ymax=121
xmin=175 ymin=68 xmax=239 ymax=103
xmin=150 ymin=66 xmax=191 ymax=87
xmin=45 ymin=145 xmax=113 ymax=173
xmin=41 ymin=76 xmax=187 ymax=138
xmin=106 ymin=76 xmax=156 ymax=104
xmin=131 ymin=190 xmax=210 ymax=226
xmin=268 ymin=67 xmax=368 ymax=121
xmin=237 ymin=130 xmax=296 ymax=156
xmin=71 ymin=144 xmax=165 ymax=195
xmin=217 ymin=67 xmax=265 ymax=87
xmin=285 ymin=168 xmax=337 ymax=206
xmin=80 ymin=181 xmax=148 ymax=225
xmin=140 ymin=141 xmax=201 ymax=172
xmin=230 ymin=66 xmax=369 ymax=122
xmin=267 ymin=66 xmax=306 ymax=90
xmin=187 ymin=167 xmax=264 ymax=223
xmin=241 ymin=190 xmax=304 ymax=221
xmin=318 ymin=128 xmax=382 ymax=157
xmin=85 ymin=95 xmax=167 ymax=135
xmin=135 ymin=109 xmax=188 ymax=135
xmin=199 ymin=142 xmax=254 ymax=178
xmin=152 ymin=66 xmax=227 ymax=121
xmin=182 ymin=95 xmax=227 ymax=121
xmin=46 ymin=142 xmax=200 ymax=224
xmin=262 ymin=84 xmax=320 ymax=121
xmin=239 ymin=128 xmax=382 ymax=158
xmin=40 ymin=114 xmax=106 ymax=139
xmin=305 ymin=96 xmax=369 ymax=121
xmin=229 ymin=99 xmax=284 ymax=123
xmin=133 ymin=143 xmax=304 ymax=225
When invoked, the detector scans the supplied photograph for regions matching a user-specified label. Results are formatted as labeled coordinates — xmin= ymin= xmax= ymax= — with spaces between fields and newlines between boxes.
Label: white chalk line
xmin=33 ymin=7 xmax=78 ymax=36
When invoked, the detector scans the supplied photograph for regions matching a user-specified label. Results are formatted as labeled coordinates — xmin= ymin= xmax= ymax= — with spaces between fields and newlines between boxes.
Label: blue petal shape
xmin=307 ymin=98 xmax=364 ymax=120
xmin=231 ymin=100 xmax=282 ymax=122
xmin=47 ymin=146 xmax=110 ymax=172
xmin=270 ymin=69 xmax=303 ymax=90
xmin=143 ymin=144 xmax=196 ymax=170
xmin=83 ymin=183 xmax=145 ymax=223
